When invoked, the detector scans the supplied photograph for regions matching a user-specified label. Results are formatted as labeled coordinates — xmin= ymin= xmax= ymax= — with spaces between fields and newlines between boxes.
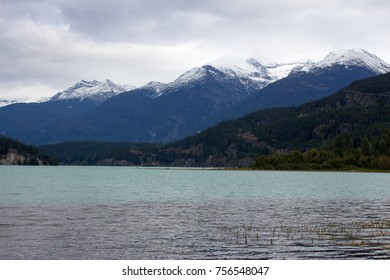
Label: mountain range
xmin=1 ymin=48 xmax=389 ymax=145
xmin=40 ymin=71 xmax=390 ymax=169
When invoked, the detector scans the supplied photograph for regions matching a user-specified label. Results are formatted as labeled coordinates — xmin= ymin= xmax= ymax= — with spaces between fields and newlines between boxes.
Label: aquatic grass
xmin=217 ymin=219 xmax=390 ymax=250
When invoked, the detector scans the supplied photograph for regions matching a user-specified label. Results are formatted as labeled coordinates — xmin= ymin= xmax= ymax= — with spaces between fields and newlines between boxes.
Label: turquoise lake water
xmin=1 ymin=166 xmax=390 ymax=259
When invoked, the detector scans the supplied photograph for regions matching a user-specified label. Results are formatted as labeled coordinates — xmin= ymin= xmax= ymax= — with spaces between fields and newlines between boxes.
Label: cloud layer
xmin=1 ymin=0 xmax=390 ymax=100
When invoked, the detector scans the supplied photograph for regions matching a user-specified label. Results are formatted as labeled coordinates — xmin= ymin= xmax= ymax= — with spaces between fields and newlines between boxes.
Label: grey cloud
xmin=54 ymin=0 xmax=390 ymax=55
xmin=3 ymin=0 xmax=390 ymax=46
xmin=1 ymin=0 xmax=390 ymax=101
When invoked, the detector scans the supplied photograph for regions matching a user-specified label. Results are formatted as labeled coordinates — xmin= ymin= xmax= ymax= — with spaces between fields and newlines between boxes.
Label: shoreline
xmin=226 ymin=167 xmax=390 ymax=174
xmin=1 ymin=164 xmax=389 ymax=173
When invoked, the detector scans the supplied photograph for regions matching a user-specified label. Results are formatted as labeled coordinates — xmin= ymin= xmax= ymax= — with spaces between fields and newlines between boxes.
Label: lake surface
xmin=1 ymin=166 xmax=390 ymax=259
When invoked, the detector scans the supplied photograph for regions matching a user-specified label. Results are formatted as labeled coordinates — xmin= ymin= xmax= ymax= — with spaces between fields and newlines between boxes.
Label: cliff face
xmin=0 ymin=149 xmax=42 ymax=165
xmin=0 ymin=136 xmax=58 ymax=165
xmin=1 ymin=149 xmax=23 ymax=165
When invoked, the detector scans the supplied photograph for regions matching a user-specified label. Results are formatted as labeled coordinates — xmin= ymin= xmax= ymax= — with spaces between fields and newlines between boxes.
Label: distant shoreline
xmin=2 ymin=164 xmax=389 ymax=173
xmin=227 ymin=167 xmax=390 ymax=173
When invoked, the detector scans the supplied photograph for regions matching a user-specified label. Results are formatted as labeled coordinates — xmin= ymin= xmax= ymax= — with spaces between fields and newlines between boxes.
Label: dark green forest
xmin=252 ymin=130 xmax=390 ymax=170
xmin=40 ymin=141 xmax=159 ymax=166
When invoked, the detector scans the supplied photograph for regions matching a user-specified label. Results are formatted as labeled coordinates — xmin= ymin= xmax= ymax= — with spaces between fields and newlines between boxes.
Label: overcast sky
xmin=1 ymin=0 xmax=390 ymax=101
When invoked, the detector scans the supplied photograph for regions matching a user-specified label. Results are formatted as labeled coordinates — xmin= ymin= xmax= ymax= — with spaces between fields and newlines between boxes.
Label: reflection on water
xmin=1 ymin=199 xmax=390 ymax=259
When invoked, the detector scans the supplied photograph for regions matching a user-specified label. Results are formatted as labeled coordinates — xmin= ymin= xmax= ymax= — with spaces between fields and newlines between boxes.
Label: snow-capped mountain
xmin=220 ymin=48 xmax=390 ymax=121
xmin=205 ymin=56 xmax=273 ymax=90
xmin=132 ymin=57 xmax=289 ymax=113
xmin=167 ymin=57 xmax=303 ymax=92
xmin=50 ymin=79 xmax=135 ymax=104
xmin=291 ymin=48 xmax=390 ymax=75
xmin=142 ymin=57 xmax=305 ymax=101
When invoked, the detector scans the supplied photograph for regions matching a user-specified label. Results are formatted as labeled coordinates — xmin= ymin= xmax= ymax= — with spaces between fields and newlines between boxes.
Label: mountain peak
xmin=50 ymin=79 xmax=135 ymax=103
xmin=292 ymin=49 xmax=390 ymax=74
xmin=141 ymin=81 xmax=168 ymax=98
xmin=167 ymin=57 xmax=277 ymax=94
xmin=323 ymin=48 xmax=369 ymax=60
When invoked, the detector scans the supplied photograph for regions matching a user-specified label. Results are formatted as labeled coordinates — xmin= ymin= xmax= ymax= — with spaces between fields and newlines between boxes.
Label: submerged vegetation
xmin=218 ymin=219 xmax=390 ymax=253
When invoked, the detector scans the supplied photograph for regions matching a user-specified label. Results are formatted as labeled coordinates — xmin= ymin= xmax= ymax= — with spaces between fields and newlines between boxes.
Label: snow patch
xmin=170 ymin=67 xmax=208 ymax=88
xmin=265 ymin=62 xmax=307 ymax=80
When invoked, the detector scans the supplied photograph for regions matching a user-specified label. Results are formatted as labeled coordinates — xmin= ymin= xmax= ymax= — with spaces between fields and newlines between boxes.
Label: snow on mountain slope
xmin=50 ymin=79 xmax=135 ymax=103
xmin=265 ymin=62 xmax=307 ymax=80
xmin=0 ymin=99 xmax=19 ymax=108
xmin=141 ymin=81 xmax=168 ymax=98
xmin=207 ymin=57 xmax=307 ymax=83
xmin=163 ymin=57 xmax=305 ymax=96
xmin=292 ymin=49 xmax=390 ymax=74
xmin=138 ymin=49 xmax=389 ymax=100
xmin=208 ymin=56 xmax=269 ymax=80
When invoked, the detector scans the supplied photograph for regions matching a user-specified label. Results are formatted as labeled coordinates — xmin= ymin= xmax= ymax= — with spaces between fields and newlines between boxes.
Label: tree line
xmin=252 ymin=129 xmax=390 ymax=170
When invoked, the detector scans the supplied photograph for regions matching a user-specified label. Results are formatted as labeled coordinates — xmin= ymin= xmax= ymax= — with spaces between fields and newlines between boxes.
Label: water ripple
xmin=1 ymin=198 xmax=390 ymax=259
